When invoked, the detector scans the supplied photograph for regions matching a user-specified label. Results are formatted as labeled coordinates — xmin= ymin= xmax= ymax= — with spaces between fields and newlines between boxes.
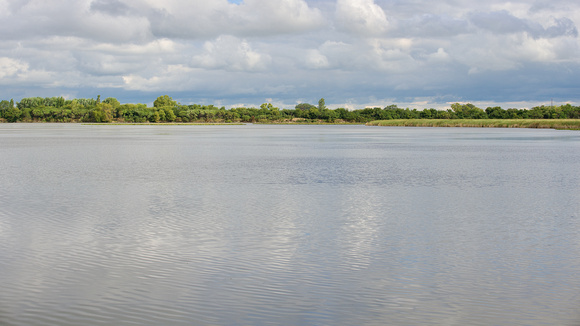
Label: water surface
xmin=1 ymin=124 xmax=579 ymax=325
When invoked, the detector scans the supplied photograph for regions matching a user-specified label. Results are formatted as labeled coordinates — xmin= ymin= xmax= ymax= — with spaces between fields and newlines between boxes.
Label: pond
xmin=0 ymin=124 xmax=579 ymax=325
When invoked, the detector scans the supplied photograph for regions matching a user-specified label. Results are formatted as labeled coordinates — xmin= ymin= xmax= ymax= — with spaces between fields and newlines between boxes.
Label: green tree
xmin=82 ymin=103 xmax=113 ymax=122
xmin=3 ymin=108 xmax=22 ymax=122
xmin=103 ymin=97 xmax=120 ymax=108
xmin=154 ymin=95 xmax=177 ymax=108
xmin=163 ymin=107 xmax=176 ymax=122
xmin=54 ymin=97 xmax=65 ymax=108
xmin=150 ymin=111 xmax=161 ymax=123
xmin=451 ymin=103 xmax=486 ymax=119
xmin=295 ymin=103 xmax=316 ymax=111
xmin=436 ymin=110 xmax=451 ymax=119
xmin=260 ymin=103 xmax=274 ymax=110
xmin=485 ymin=107 xmax=505 ymax=119
xmin=17 ymin=97 xmax=43 ymax=109
xmin=307 ymin=108 xmax=319 ymax=119
xmin=0 ymin=100 xmax=11 ymax=111
xmin=318 ymin=98 xmax=326 ymax=111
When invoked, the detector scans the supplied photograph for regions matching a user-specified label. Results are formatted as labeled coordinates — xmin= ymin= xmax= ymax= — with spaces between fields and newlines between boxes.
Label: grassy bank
xmin=366 ymin=119 xmax=580 ymax=130
xmin=82 ymin=122 xmax=245 ymax=126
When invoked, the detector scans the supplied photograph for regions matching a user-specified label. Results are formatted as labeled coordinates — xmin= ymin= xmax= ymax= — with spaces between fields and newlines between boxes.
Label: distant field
xmin=366 ymin=119 xmax=580 ymax=130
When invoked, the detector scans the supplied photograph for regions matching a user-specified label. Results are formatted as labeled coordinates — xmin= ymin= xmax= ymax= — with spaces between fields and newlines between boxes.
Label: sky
xmin=0 ymin=0 xmax=579 ymax=109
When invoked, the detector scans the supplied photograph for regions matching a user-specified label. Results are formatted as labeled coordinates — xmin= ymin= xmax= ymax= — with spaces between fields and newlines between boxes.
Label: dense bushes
xmin=1 ymin=96 xmax=579 ymax=123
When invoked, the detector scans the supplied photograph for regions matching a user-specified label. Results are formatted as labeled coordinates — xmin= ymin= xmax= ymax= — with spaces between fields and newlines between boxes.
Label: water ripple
xmin=1 ymin=125 xmax=580 ymax=325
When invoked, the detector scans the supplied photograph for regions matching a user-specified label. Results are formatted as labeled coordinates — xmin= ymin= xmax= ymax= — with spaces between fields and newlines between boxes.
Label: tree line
xmin=1 ymin=96 xmax=579 ymax=123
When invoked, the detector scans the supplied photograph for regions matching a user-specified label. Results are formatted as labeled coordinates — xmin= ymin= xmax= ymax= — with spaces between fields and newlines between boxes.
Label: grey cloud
xmin=0 ymin=0 xmax=579 ymax=109
xmin=469 ymin=10 xmax=578 ymax=39
xmin=0 ymin=1 xmax=150 ymax=43
xmin=148 ymin=0 xmax=324 ymax=39
xmin=528 ymin=1 xmax=576 ymax=14
xmin=90 ymin=0 xmax=131 ymax=16
xmin=74 ymin=51 xmax=144 ymax=76
xmin=5 ymin=0 xmax=33 ymax=13
xmin=470 ymin=11 xmax=536 ymax=35
xmin=544 ymin=18 xmax=578 ymax=38
xmin=148 ymin=9 xmax=184 ymax=38
xmin=529 ymin=2 xmax=557 ymax=13
xmin=147 ymin=7 xmax=228 ymax=39
xmin=395 ymin=14 xmax=470 ymax=37
xmin=317 ymin=41 xmax=358 ymax=69
xmin=191 ymin=35 xmax=271 ymax=72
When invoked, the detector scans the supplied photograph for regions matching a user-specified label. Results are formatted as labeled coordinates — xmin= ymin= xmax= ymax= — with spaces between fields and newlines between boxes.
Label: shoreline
xmin=366 ymin=119 xmax=580 ymax=130
xmin=2 ymin=119 xmax=580 ymax=130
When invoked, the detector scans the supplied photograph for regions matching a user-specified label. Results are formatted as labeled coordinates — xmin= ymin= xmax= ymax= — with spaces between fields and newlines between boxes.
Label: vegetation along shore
xmin=1 ymin=95 xmax=579 ymax=129
xmin=366 ymin=119 xmax=580 ymax=130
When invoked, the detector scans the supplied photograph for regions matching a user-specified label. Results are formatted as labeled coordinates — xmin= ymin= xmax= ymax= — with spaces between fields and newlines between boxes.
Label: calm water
xmin=0 ymin=124 xmax=579 ymax=325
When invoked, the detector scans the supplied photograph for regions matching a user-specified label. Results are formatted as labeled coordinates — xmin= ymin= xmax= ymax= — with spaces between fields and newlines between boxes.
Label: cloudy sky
xmin=0 ymin=0 xmax=579 ymax=109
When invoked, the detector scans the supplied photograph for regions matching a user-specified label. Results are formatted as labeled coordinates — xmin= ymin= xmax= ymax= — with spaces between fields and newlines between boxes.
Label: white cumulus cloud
xmin=304 ymin=49 xmax=329 ymax=69
xmin=192 ymin=35 xmax=271 ymax=72
xmin=336 ymin=0 xmax=389 ymax=35
xmin=0 ymin=57 xmax=28 ymax=78
xmin=0 ymin=0 xmax=579 ymax=108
